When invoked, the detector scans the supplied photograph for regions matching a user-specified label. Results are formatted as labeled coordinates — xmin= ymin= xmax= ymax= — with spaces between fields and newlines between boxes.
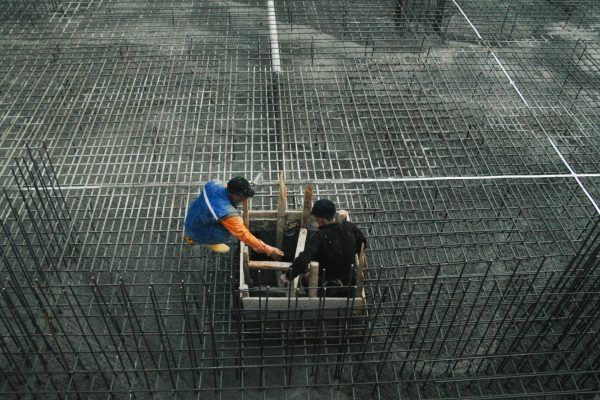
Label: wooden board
xmin=247 ymin=260 xmax=291 ymax=271
xmin=308 ymin=261 xmax=319 ymax=298
xmin=357 ymin=243 xmax=366 ymax=295
xmin=295 ymin=228 xmax=307 ymax=258
xmin=238 ymin=203 xmax=369 ymax=313
xmin=292 ymin=228 xmax=307 ymax=291
xmin=239 ymin=243 xmax=249 ymax=298
xmin=243 ymin=199 xmax=250 ymax=228
xmin=241 ymin=296 xmax=365 ymax=311
xmin=301 ymin=185 xmax=313 ymax=228
xmin=248 ymin=210 xmax=302 ymax=219
xmin=275 ymin=173 xmax=287 ymax=253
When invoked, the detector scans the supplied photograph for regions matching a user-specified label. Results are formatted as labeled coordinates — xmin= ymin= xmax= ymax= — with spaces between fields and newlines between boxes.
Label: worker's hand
xmin=184 ymin=236 xmax=195 ymax=245
xmin=265 ymin=245 xmax=284 ymax=258
xmin=279 ymin=274 xmax=290 ymax=286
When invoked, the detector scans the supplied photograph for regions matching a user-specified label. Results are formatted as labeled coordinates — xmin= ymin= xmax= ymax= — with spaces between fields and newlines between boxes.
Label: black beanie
xmin=227 ymin=177 xmax=255 ymax=197
xmin=310 ymin=199 xmax=336 ymax=219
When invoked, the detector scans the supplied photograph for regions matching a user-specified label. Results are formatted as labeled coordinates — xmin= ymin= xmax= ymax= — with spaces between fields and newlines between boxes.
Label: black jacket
xmin=286 ymin=221 xmax=366 ymax=284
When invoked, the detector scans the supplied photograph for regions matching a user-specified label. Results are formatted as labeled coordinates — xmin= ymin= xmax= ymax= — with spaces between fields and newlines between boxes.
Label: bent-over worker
xmin=184 ymin=177 xmax=284 ymax=257
xmin=280 ymin=199 xmax=366 ymax=294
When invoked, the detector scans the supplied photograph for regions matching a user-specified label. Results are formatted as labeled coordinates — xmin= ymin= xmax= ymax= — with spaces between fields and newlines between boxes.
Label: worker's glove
xmin=184 ymin=236 xmax=195 ymax=245
xmin=264 ymin=245 xmax=284 ymax=258
xmin=279 ymin=274 xmax=290 ymax=286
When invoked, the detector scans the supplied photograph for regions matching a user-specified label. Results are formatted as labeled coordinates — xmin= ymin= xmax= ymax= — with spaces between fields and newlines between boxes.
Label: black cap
xmin=310 ymin=199 xmax=336 ymax=219
xmin=227 ymin=177 xmax=255 ymax=198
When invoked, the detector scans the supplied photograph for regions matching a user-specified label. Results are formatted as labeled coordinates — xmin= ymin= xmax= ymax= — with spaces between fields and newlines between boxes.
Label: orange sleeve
xmin=221 ymin=215 xmax=269 ymax=254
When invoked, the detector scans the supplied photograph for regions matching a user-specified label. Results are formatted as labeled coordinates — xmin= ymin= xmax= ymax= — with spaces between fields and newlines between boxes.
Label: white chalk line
xmin=450 ymin=0 xmax=483 ymax=40
xmin=452 ymin=0 xmax=599 ymax=215
xmin=547 ymin=137 xmax=600 ymax=215
xmin=451 ymin=0 xmax=529 ymax=106
xmin=9 ymin=172 xmax=600 ymax=191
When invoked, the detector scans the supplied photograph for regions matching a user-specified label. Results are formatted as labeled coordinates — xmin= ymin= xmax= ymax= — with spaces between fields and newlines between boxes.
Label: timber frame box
xmin=238 ymin=176 xmax=366 ymax=314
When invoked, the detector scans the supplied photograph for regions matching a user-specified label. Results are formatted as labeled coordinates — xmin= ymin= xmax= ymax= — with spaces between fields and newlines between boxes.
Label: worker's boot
xmin=207 ymin=243 xmax=230 ymax=253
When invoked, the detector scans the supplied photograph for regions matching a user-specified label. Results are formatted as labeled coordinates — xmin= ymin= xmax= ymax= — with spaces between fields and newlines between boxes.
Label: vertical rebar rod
xmin=180 ymin=281 xmax=198 ymax=390
xmin=148 ymin=285 xmax=178 ymax=390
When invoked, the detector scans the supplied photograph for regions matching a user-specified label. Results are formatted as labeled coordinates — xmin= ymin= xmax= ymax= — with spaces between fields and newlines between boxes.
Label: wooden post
xmin=241 ymin=200 xmax=251 ymax=297
xmin=357 ymin=243 xmax=366 ymax=300
xmin=242 ymin=243 xmax=251 ymax=296
xmin=308 ymin=261 xmax=319 ymax=298
xmin=301 ymin=185 xmax=313 ymax=229
xmin=243 ymin=199 xmax=250 ymax=229
xmin=275 ymin=173 xmax=287 ymax=254
xmin=275 ymin=173 xmax=287 ymax=286
xmin=295 ymin=229 xmax=307 ymax=258
xmin=292 ymin=228 xmax=308 ymax=291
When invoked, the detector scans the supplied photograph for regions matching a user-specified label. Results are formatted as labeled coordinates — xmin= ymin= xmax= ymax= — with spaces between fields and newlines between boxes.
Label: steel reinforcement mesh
xmin=1 ymin=0 xmax=599 ymax=399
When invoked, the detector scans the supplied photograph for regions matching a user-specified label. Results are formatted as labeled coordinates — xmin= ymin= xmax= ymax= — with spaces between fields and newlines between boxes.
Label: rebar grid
xmin=1 ymin=150 xmax=598 ymax=399
xmin=1 ymin=0 xmax=600 ymax=399
xmin=2 ymin=57 xmax=593 ymax=184
xmin=438 ymin=0 xmax=600 ymax=41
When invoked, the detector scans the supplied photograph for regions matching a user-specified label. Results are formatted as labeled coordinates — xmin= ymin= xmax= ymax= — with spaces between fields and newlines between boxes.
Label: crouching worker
xmin=184 ymin=177 xmax=284 ymax=257
xmin=280 ymin=199 xmax=366 ymax=296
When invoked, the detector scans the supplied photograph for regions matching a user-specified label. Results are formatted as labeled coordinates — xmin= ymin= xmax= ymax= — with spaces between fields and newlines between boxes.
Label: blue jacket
xmin=184 ymin=180 xmax=239 ymax=244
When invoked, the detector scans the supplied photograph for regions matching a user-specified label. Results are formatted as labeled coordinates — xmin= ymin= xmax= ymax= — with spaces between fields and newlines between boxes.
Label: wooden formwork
xmin=238 ymin=176 xmax=366 ymax=316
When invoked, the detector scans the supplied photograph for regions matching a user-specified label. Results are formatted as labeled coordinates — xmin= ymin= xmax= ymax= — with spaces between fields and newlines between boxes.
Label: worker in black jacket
xmin=280 ymin=199 xmax=366 ymax=295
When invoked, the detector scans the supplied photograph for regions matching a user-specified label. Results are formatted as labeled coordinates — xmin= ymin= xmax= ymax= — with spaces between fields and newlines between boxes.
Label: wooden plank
xmin=243 ymin=244 xmax=251 ymax=287
xmin=295 ymin=228 xmax=307 ymax=257
xmin=275 ymin=173 xmax=287 ymax=254
xmin=248 ymin=260 xmax=292 ymax=271
xmin=301 ymin=185 xmax=313 ymax=228
xmin=242 ymin=199 xmax=250 ymax=228
xmin=275 ymin=174 xmax=287 ymax=285
xmin=308 ymin=261 xmax=319 ymax=298
xmin=239 ymin=243 xmax=251 ymax=299
xmin=248 ymin=210 xmax=302 ymax=219
xmin=242 ymin=296 xmax=364 ymax=311
xmin=357 ymin=243 xmax=366 ymax=298
xmin=292 ymin=228 xmax=308 ymax=291
xmin=239 ymin=243 xmax=246 ymax=300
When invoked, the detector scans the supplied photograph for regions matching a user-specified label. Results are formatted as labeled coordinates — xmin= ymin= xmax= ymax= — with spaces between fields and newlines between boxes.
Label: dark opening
xmin=246 ymin=218 xmax=303 ymax=295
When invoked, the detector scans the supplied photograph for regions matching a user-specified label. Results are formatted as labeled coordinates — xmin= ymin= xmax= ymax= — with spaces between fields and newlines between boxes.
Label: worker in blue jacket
xmin=184 ymin=177 xmax=284 ymax=256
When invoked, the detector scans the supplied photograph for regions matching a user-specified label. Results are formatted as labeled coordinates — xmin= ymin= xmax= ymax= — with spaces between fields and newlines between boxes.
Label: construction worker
xmin=184 ymin=177 xmax=284 ymax=257
xmin=280 ymin=199 xmax=366 ymax=295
